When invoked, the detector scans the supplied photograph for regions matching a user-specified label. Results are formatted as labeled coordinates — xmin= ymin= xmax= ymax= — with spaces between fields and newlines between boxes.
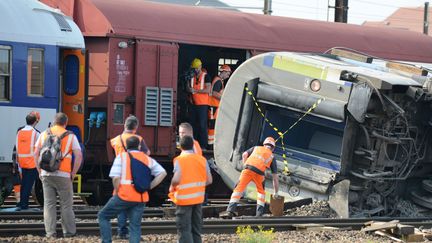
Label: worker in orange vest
xmin=178 ymin=122 xmax=202 ymax=155
xmin=98 ymin=136 xmax=166 ymax=243
xmin=208 ymin=64 xmax=231 ymax=147
xmin=34 ymin=112 xmax=83 ymax=237
xmin=169 ymin=135 xmax=213 ymax=243
xmin=187 ymin=58 xmax=211 ymax=149
xmin=221 ymin=137 xmax=279 ymax=218
xmin=14 ymin=111 xmax=40 ymax=210
xmin=109 ymin=115 xmax=150 ymax=239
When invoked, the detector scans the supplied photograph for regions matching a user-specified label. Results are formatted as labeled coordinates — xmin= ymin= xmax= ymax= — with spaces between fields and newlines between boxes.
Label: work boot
xmin=256 ymin=205 xmax=265 ymax=217
xmin=219 ymin=211 xmax=237 ymax=219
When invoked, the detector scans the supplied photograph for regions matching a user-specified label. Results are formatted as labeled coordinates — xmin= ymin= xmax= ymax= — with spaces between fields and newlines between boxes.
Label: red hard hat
xmin=219 ymin=64 xmax=231 ymax=72
xmin=29 ymin=111 xmax=40 ymax=122
xmin=263 ymin=137 xmax=275 ymax=147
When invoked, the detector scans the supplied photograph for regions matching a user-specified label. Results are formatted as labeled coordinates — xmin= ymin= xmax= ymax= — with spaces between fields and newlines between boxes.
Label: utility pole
xmin=334 ymin=0 xmax=348 ymax=23
xmin=424 ymin=2 xmax=429 ymax=35
xmin=263 ymin=0 xmax=272 ymax=15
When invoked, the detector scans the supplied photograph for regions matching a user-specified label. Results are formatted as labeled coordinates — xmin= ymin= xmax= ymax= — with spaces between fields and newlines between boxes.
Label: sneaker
xmin=117 ymin=234 xmax=128 ymax=240
xmin=63 ymin=233 xmax=76 ymax=238
xmin=219 ymin=211 xmax=237 ymax=219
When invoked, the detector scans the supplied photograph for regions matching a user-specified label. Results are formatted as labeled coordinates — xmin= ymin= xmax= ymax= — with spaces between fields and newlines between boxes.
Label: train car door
xmin=134 ymin=41 xmax=178 ymax=156
xmin=61 ymin=49 xmax=86 ymax=142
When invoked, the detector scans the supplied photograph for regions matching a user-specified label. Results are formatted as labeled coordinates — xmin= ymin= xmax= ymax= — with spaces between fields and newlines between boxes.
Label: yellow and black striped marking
xmin=244 ymin=86 xmax=325 ymax=175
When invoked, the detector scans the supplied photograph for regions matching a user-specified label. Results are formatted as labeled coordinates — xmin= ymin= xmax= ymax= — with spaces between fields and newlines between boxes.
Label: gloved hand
xmin=273 ymin=192 xmax=280 ymax=199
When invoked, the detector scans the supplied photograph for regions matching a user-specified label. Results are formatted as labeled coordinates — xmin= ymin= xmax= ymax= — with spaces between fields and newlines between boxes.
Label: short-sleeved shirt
xmin=109 ymin=150 xmax=165 ymax=178
xmin=35 ymin=129 xmax=81 ymax=178
xmin=245 ymin=146 xmax=277 ymax=174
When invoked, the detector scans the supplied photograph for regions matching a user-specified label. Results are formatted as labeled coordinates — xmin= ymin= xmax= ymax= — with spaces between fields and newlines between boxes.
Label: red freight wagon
xmin=40 ymin=0 xmax=432 ymax=205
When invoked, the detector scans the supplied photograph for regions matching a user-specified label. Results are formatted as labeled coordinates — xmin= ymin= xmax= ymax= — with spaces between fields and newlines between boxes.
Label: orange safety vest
xmin=40 ymin=125 xmax=74 ymax=173
xmin=170 ymin=153 xmax=207 ymax=205
xmin=191 ymin=71 xmax=209 ymax=105
xmin=110 ymin=133 xmax=144 ymax=157
xmin=208 ymin=76 xmax=224 ymax=107
xmin=193 ymin=140 xmax=202 ymax=156
xmin=117 ymin=151 xmax=151 ymax=202
xmin=245 ymin=146 xmax=274 ymax=173
xmin=16 ymin=128 xmax=38 ymax=169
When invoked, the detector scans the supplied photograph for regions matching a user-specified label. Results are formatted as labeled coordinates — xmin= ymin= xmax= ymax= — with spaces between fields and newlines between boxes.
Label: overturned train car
xmin=215 ymin=51 xmax=432 ymax=217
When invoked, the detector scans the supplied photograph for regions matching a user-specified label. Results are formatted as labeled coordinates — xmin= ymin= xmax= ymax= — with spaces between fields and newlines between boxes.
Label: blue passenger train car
xmin=0 ymin=0 xmax=85 ymax=203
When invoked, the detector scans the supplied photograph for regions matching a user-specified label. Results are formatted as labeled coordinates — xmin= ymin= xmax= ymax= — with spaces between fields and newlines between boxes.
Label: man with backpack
xmin=14 ymin=111 xmax=40 ymax=210
xmin=34 ymin=112 xmax=83 ymax=238
xmin=98 ymin=136 xmax=166 ymax=243
xmin=109 ymin=115 xmax=150 ymax=239
xmin=169 ymin=135 xmax=213 ymax=243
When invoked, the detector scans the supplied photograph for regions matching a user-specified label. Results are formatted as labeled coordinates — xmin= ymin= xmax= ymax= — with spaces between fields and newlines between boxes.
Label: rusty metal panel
xmin=86 ymin=38 xmax=109 ymax=108
xmin=106 ymin=38 xmax=135 ymax=144
xmin=134 ymin=41 xmax=178 ymax=156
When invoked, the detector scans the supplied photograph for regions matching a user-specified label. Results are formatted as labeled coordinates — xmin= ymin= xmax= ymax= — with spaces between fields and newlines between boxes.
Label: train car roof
xmin=0 ymin=0 xmax=84 ymax=48
xmin=43 ymin=0 xmax=432 ymax=63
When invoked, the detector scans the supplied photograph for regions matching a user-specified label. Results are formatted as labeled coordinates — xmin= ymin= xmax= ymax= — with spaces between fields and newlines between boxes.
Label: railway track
xmin=0 ymin=209 xmax=165 ymax=220
xmin=0 ymin=216 xmax=432 ymax=237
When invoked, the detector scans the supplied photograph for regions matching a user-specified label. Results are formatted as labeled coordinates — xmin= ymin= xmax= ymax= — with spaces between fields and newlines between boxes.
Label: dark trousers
xmin=17 ymin=168 xmax=38 ymax=209
xmin=190 ymin=105 xmax=208 ymax=148
xmin=175 ymin=204 xmax=203 ymax=243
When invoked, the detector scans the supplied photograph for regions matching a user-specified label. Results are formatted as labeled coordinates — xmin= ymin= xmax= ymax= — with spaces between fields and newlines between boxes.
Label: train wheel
xmin=84 ymin=181 xmax=111 ymax=206
xmin=32 ymin=178 xmax=44 ymax=206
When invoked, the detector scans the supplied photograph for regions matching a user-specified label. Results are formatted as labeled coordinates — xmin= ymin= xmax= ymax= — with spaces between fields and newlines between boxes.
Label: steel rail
xmin=0 ymin=216 xmax=432 ymax=237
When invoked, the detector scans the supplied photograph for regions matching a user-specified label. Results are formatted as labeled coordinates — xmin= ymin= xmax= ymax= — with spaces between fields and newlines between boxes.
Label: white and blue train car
xmin=0 ymin=0 xmax=85 ymax=196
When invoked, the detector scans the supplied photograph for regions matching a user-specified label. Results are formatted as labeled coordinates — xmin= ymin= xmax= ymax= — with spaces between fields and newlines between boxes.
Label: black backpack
xmin=39 ymin=129 xmax=71 ymax=172
xmin=128 ymin=152 xmax=151 ymax=194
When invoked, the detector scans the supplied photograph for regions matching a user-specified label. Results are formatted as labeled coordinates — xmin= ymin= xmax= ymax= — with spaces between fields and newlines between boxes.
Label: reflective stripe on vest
xmin=16 ymin=129 xmax=37 ymax=168
xmin=209 ymin=76 xmax=224 ymax=107
xmin=171 ymin=153 xmax=207 ymax=205
xmin=191 ymin=72 xmax=209 ymax=105
xmin=117 ymin=151 xmax=150 ymax=202
xmin=245 ymin=146 xmax=274 ymax=173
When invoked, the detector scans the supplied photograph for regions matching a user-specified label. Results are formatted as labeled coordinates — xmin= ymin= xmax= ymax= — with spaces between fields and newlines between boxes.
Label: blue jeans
xmin=117 ymin=211 xmax=128 ymax=236
xmin=98 ymin=196 xmax=145 ymax=243
xmin=17 ymin=168 xmax=38 ymax=209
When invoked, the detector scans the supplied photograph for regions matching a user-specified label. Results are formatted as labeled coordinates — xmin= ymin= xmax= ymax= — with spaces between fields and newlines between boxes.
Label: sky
xmin=219 ymin=0 xmax=428 ymax=25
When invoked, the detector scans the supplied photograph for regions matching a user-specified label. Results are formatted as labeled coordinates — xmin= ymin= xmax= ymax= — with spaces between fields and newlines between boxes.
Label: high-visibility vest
xmin=193 ymin=140 xmax=202 ymax=156
xmin=40 ymin=125 xmax=74 ymax=173
xmin=191 ymin=72 xmax=209 ymax=105
xmin=170 ymin=153 xmax=207 ymax=205
xmin=110 ymin=133 xmax=144 ymax=157
xmin=117 ymin=151 xmax=150 ymax=202
xmin=16 ymin=128 xmax=38 ymax=169
xmin=245 ymin=146 xmax=274 ymax=173
xmin=208 ymin=76 xmax=224 ymax=107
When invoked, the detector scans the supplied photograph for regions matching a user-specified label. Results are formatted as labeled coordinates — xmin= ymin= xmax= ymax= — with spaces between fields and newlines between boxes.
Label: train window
xmin=27 ymin=48 xmax=44 ymax=96
xmin=63 ymin=55 xmax=79 ymax=95
xmin=218 ymin=58 xmax=238 ymax=73
xmin=0 ymin=46 xmax=11 ymax=101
